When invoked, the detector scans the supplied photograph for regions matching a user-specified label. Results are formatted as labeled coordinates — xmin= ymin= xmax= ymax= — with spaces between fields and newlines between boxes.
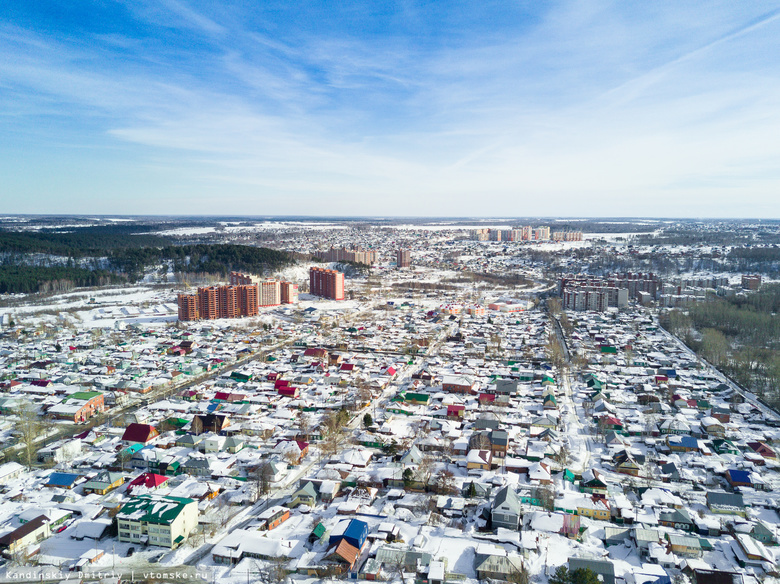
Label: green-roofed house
xmin=82 ymin=471 xmax=126 ymax=495
xmin=116 ymin=495 xmax=198 ymax=548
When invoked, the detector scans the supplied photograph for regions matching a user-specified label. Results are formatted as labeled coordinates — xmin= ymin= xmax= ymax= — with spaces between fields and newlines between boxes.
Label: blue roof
xmin=727 ymin=469 xmax=752 ymax=483
xmin=671 ymin=436 xmax=699 ymax=449
xmin=46 ymin=472 xmax=80 ymax=487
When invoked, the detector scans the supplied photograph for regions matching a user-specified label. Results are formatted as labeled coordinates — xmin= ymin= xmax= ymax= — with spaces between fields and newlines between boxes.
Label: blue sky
xmin=2 ymin=1 xmax=780 ymax=217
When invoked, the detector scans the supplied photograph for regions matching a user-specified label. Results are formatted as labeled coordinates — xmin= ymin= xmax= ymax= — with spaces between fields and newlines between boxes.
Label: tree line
xmin=0 ymin=266 xmax=125 ymax=294
xmin=661 ymin=284 xmax=780 ymax=405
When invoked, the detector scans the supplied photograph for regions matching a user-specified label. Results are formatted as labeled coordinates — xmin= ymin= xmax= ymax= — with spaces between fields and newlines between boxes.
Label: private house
xmin=211 ymin=530 xmax=294 ymax=565
xmin=328 ymin=518 xmax=368 ymax=550
xmin=191 ymin=414 xmax=230 ymax=435
xmin=489 ymin=430 xmax=509 ymax=456
xmin=44 ymin=472 xmax=80 ymax=489
xmin=580 ymin=469 xmax=608 ymax=495
xmin=475 ymin=553 xmax=525 ymax=581
xmin=116 ymin=495 xmax=198 ymax=548
xmin=289 ymin=482 xmax=318 ymax=508
xmin=726 ymin=469 xmax=754 ymax=490
xmin=658 ymin=508 xmax=695 ymax=532
xmin=82 ymin=472 xmax=125 ymax=495
xmin=667 ymin=534 xmax=702 ymax=558
xmin=667 ymin=435 xmax=700 ymax=453
xmin=0 ymin=515 xmax=51 ymax=555
xmin=0 ymin=462 xmax=25 ymax=485
xmin=121 ymin=423 xmax=159 ymax=446
xmin=577 ymin=496 xmax=610 ymax=521
xmin=467 ymin=449 xmax=492 ymax=471
xmin=706 ymin=492 xmax=747 ymax=517
xmin=492 ymin=486 xmax=522 ymax=530
xmin=257 ymin=506 xmax=290 ymax=531
xmin=746 ymin=441 xmax=776 ymax=460
xmin=126 ymin=472 xmax=170 ymax=493
xmin=442 ymin=375 xmax=477 ymax=394
xmin=568 ymin=558 xmax=615 ymax=584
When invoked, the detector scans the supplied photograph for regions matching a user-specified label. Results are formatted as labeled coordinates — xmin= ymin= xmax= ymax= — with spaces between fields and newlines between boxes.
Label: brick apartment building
xmin=281 ymin=281 xmax=298 ymax=304
xmin=314 ymin=246 xmax=377 ymax=265
xmin=309 ymin=267 xmax=345 ymax=300
xmin=177 ymin=284 xmax=259 ymax=321
xmin=397 ymin=248 xmax=411 ymax=268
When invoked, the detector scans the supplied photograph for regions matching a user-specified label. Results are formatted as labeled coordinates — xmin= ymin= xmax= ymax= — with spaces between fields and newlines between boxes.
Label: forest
xmin=0 ymin=226 xmax=293 ymax=292
xmin=661 ymin=284 xmax=780 ymax=405
xmin=0 ymin=266 xmax=125 ymax=294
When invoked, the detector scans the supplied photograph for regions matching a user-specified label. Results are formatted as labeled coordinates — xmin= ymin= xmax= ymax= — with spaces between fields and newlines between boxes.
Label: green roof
xmin=68 ymin=391 xmax=102 ymax=401
xmin=312 ymin=522 xmax=326 ymax=538
xmin=117 ymin=495 xmax=195 ymax=525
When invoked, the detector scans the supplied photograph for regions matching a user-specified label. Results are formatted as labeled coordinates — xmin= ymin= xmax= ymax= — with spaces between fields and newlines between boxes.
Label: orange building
xmin=309 ymin=267 xmax=345 ymax=300
xmin=177 ymin=284 xmax=261 ymax=321
xmin=177 ymin=294 xmax=199 ymax=321
xmin=281 ymin=281 xmax=298 ymax=304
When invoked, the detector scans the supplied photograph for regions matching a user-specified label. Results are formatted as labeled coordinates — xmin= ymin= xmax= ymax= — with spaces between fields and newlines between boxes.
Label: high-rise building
xmin=229 ymin=271 xmax=258 ymax=285
xmin=238 ymin=284 xmax=259 ymax=315
xmin=397 ymin=248 xmax=411 ymax=268
xmin=177 ymin=284 xmax=261 ymax=321
xmin=314 ymin=246 xmax=377 ymax=265
xmin=198 ymin=286 xmax=219 ymax=320
xmin=280 ymin=281 xmax=299 ymax=304
xmin=259 ymin=280 xmax=281 ymax=306
xmin=309 ymin=267 xmax=345 ymax=300
xmin=177 ymin=294 xmax=199 ymax=321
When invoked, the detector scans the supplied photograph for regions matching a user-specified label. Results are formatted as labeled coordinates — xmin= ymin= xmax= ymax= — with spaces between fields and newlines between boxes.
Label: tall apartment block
xmin=314 ymin=246 xmax=377 ymax=265
xmin=742 ymin=274 xmax=762 ymax=290
xmin=229 ymin=271 xmax=257 ymax=285
xmin=177 ymin=284 xmax=260 ymax=321
xmin=397 ymin=248 xmax=411 ymax=268
xmin=309 ymin=267 xmax=345 ymax=300
xmin=259 ymin=280 xmax=281 ymax=306
xmin=177 ymin=294 xmax=199 ymax=321
xmin=280 ymin=281 xmax=299 ymax=304
xmin=552 ymin=231 xmax=584 ymax=241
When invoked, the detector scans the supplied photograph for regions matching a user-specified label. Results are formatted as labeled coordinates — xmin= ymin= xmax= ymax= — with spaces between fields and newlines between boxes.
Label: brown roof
xmin=0 ymin=515 xmax=49 ymax=547
xmin=331 ymin=539 xmax=359 ymax=566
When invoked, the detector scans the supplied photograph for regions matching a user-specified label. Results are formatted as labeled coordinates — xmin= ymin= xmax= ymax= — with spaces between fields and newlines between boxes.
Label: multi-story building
xmin=309 ymin=267 xmax=345 ymax=300
xmin=742 ymin=274 xmax=762 ymax=290
xmin=259 ymin=280 xmax=281 ymax=306
xmin=280 ymin=281 xmax=298 ymax=304
xmin=229 ymin=271 xmax=258 ymax=286
xmin=532 ymin=226 xmax=551 ymax=240
xmin=397 ymin=248 xmax=411 ymax=268
xmin=552 ymin=231 xmax=584 ymax=241
xmin=177 ymin=284 xmax=262 ymax=321
xmin=198 ymin=286 xmax=219 ymax=320
xmin=116 ymin=495 xmax=198 ymax=548
xmin=314 ymin=246 xmax=377 ymax=265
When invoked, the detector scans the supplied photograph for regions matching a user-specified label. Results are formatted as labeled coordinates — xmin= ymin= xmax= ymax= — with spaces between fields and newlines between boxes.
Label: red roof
xmin=215 ymin=391 xmax=230 ymax=401
xmin=127 ymin=472 xmax=169 ymax=492
xmin=340 ymin=363 xmax=355 ymax=371
xmin=275 ymin=379 xmax=290 ymax=388
xmin=121 ymin=423 xmax=159 ymax=443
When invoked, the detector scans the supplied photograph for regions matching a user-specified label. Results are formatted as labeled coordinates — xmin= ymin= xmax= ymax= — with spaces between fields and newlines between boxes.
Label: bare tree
xmin=15 ymin=402 xmax=41 ymax=470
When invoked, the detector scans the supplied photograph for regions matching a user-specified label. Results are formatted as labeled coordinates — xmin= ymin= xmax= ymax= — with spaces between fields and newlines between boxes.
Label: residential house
xmin=116 ymin=495 xmax=198 ymax=548
xmin=492 ymin=486 xmax=521 ymax=530
xmin=706 ymin=492 xmax=746 ymax=517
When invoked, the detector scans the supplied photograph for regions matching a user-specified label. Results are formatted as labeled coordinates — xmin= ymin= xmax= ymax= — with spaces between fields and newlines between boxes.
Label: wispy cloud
xmin=2 ymin=1 xmax=780 ymax=216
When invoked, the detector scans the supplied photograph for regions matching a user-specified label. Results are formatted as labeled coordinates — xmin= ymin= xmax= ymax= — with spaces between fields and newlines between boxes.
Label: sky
xmin=1 ymin=1 xmax=780 ymax=218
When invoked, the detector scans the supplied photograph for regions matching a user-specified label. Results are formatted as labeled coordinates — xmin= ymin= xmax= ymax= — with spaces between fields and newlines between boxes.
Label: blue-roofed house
xmin=44 ymin=472 xmax=80 ymax=489
xmin=329 ymin=518 xmax=368 ymax=550
xmin=666 ymin=435 xmax=700 ymax=453
xmin=726 ymin=469 xmax=753 ymax=489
